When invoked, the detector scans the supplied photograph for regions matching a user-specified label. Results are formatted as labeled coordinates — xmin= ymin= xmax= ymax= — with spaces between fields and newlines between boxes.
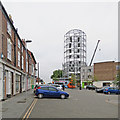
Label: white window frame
xmin=26 ymin=53 xmax=28 ymax=72
xmin=18 ymin=51 xmax=20 ymax=67
xmin=7 ymin=21 xmax=12 ymax=36
xmin=32 ymin=64 xmax=34 ymax=75
xmin=7 ymin=38 xmax=12 ymax=61
xmin=18 ymin=39 xmax=20 ymax=49
xmin=22 ymin=56 xmax=24 ymax=70
xmin=22 ymin=46 xmax=23 ymax=53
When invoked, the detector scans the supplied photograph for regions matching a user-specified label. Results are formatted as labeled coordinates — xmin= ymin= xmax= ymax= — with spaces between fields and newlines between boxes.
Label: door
xmin=48 ymin=87 xmax=60 ymax=97
xmin=40 ymin=87 xmax=49 ymax=97
xmin=11 ymin=72 xmax=14 ymax=95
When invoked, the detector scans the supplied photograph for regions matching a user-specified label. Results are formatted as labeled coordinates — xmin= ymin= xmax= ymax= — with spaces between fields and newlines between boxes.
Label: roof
xmin=0 ymin=1 xmax=26 ymax=49
xmin=27 ymin=50 xmax=37 ymax=64
xmin=94 ymin=61 xmax=115 ymax=64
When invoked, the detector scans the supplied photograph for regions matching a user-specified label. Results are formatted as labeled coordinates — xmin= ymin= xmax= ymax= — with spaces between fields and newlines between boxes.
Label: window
xmin=7 ymin=38 xmax=12 ymax=60
xmin=7 ymin=22 xmax=11 ymax=36
xmin=18 ymin=39 xmax=20 ymax=49
xmin=88 ymin=69 xmax=91 ymax=72
xmin=41 ymin=87 xmax=49 ymax=90
xmin=69 ymin=43 xmax=71 ymax=48
xmin=18 ymin=51 xmax=20 ymax=67
xmin=69 ymin=49 xmax=71 ymax=53
xmin=22 ymin=46 xmax=23 ymax=53
xmin=22 ymin=56 xmax=24 ymax=69
xmin=116 ymin=65 xmax=120 ymax=70
xmin=82 ymin=75 xmax=84 ymax=79
xmin=32 ymin=64 xmax=34 ymax=75
xmin=26 ymin=54 xmax=28 ymax=72
xmin=26 ymin=62 xmax=28 ymax=72
xmin=22 ymin=75 xmax=25 ymax=90
xmin=88 ymin=75 xmax=92 ymax=78
xmin=70 ymin=37 xmax=72 ymax=42
xmin=16 ymin=74 xmax=20 ymax=93
xmin=49 ymin=87 xmax=57 ymax=91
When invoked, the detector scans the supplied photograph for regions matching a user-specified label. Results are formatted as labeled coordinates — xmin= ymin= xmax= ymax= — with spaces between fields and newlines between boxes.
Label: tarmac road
xmin=23 ymin=89 xmax=119 ymax=119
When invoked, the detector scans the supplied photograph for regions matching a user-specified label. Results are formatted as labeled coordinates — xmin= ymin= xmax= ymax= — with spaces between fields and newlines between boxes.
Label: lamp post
xmin=25 ymin=40 xmax=32 ymax=101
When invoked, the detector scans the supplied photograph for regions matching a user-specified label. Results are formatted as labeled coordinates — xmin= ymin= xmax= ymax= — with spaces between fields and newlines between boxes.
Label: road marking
xmin=22 ymin=99 xmax=37 ymax=120
xmin=26 ymin=99 xmax=37 ymax=119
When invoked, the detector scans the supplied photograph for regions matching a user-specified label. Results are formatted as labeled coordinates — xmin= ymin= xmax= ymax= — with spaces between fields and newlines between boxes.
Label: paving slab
xmin=1 ymin=89 xmax=34 ymax=119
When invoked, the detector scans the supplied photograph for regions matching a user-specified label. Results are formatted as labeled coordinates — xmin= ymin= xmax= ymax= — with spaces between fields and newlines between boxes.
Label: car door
xmin=48 ymin=87 xmax=60 ymax=97
xmin=111 ymin=87 xmax=115 ymax=93
xmin=40 ymin=87 xmax=49 ymax=97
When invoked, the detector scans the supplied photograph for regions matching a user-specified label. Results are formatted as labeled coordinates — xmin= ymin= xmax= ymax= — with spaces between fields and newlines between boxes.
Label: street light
xmin=25 ymin=39 xmax=32 ymax=101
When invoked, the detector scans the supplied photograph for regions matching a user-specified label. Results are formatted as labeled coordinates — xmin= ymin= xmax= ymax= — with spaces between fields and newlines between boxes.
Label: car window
xmin=49 ymin=87 xmax=57 ymax=91
xmin=109 ymin=87 xmax=114 ymax=90
xmin=40 ymin=87 xmax=49 ymax=90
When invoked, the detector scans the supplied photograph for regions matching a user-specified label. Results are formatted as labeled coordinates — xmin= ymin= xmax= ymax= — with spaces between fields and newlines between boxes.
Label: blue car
xmin=103 ymin=87 xmax=120 ymax=94
xmin=35 ymin=86 xmax=69 ymax=99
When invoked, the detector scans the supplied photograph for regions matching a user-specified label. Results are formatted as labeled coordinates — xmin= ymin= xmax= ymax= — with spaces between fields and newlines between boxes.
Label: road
xmin=22 ymin=89 xmax=118 ymax=119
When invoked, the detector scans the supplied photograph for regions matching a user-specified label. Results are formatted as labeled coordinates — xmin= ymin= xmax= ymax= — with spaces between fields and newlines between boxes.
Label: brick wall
xmin=94 ymin=61 xmax=120 ymax=81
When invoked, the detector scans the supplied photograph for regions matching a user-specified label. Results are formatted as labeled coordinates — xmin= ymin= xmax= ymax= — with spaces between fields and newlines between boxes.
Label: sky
xmin=2 ymin=0 xmax=118 ymax=83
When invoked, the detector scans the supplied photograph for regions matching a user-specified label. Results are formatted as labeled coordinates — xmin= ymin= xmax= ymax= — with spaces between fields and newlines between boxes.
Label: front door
xmin=11 ymin=72 xmax=14 ymax=95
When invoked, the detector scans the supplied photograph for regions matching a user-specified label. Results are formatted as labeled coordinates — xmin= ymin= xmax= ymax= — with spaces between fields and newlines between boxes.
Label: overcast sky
xmin=2 ymin=1 xmax=118 ymax=83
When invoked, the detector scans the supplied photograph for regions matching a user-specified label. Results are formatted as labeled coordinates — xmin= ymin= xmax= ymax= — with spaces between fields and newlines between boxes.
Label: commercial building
xmin=0 ymin=2 xmax=37 ymax=100
xmin=63 ymin=29 xmax=87 ymax=82
xmin=93 ymin=61 xmax=120 ymax=87
xmin=81 ymin=66 xmax=93 ymax=88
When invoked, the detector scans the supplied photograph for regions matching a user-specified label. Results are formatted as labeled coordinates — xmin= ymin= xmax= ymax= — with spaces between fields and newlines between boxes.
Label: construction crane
xmin=89 ymin=40 xmax=100 ymax=66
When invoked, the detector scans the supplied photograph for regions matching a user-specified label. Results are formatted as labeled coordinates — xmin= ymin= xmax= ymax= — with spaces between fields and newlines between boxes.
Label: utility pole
xmin=38 ymin=62 xmax=39 ymax=84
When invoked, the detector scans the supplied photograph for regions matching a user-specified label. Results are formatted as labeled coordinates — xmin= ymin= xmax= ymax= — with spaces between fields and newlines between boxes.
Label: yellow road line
xmin=26 ymin=99 xmax=38 ymax=119
xmin=22 ymin=99 xmax=37 ymax=120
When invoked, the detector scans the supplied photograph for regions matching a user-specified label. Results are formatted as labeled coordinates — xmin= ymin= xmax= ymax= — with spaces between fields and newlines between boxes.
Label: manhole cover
xmin=1 ymin=108 xmax=8 ymax=112
xmin=17 ymin=100 xmax=26 ymax=103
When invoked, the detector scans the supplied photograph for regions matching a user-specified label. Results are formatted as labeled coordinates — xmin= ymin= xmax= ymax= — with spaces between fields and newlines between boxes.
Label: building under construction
xmin=63 ymin=29 xmax=87 ymax=81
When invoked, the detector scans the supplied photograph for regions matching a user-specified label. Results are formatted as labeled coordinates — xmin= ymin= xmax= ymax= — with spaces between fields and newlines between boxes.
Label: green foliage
xmin=113 ymin=71 xmax=120 ymax=87
xmin=51 ymin=69 xmax=63 ymax=81
xmin=92 ymin=75 xmax=98 ymax=82
xmin=71 ymin=74 xmax=76 ymax=85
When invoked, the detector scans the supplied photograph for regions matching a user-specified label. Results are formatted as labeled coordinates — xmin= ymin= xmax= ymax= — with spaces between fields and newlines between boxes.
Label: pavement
xmin=1 ymin=89 xmax=35 ymax=119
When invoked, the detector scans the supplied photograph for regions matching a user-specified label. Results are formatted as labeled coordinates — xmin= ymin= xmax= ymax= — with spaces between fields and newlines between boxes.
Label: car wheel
xmin=38 ymin=94 xmax=43 ymax=99
xmin=108 ymin=92 xmax=111 ymax=95
xmin=61 ymin=94 xmax=66 ymax=99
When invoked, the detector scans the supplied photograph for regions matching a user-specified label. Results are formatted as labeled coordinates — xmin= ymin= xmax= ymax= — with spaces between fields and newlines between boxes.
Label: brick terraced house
xmin=0 ymin=2 xmax=37 ymax=100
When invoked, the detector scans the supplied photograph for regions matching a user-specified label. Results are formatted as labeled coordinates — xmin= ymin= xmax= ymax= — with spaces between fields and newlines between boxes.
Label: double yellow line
xmin=22 ymin=99 xmax=38 ymax=120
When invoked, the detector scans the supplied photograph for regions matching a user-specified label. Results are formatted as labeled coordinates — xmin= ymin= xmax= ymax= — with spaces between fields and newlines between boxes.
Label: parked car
xmin=86 ymin=85 xmax=97 ymax=90
xmin=52 ymin=84 xmax=62 ymax=90
xmin=103 ymin=87 xmax=120 ymax=94
xmin=35 ymin=86 xmax=69 ymax=99
xmin=34 ymin=84 xmax=46 ymax=93
xmin=96 ymin=86 xmax=109 ymax=93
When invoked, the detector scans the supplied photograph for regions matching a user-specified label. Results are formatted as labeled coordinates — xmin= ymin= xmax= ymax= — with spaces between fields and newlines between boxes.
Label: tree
xmin=51 ymin=69 xmax=63 ymax=81
xmin=92 ymin=75 xmax=98 ymax=82
xmin=113 ymin=71 xmax=120 ymax=87
xmin=71 ymin=74 xmax=76 ymax=85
